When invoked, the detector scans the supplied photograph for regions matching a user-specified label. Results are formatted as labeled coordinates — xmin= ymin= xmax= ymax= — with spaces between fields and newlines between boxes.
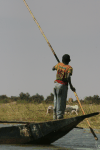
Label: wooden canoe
xmin=0 ymin=112 xmax=99 ymax=144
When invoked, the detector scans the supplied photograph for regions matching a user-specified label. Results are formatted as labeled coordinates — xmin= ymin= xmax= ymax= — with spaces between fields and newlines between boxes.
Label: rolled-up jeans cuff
xmin=57 ymin=115 xmax=63 ymax=119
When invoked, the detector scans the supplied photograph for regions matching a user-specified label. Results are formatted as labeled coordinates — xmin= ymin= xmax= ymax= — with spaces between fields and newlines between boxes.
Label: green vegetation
xmin=0 ymin=92 xmax=100 ymax=104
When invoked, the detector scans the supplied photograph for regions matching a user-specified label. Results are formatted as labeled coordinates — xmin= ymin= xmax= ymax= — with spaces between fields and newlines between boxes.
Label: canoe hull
xmin=0 ymin=112 xmax=99 ymax=144
xmin=0 ymin=125 xmax=32 ymax=144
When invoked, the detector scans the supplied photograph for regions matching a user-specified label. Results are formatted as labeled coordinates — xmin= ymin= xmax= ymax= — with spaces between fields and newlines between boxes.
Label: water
xmin=0 ymin=124 xmax=100 ymax=150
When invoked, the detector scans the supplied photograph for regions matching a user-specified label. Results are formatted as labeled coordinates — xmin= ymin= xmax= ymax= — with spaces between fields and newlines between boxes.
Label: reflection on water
xmin=0 ymin=124 xmax=100 ymax=149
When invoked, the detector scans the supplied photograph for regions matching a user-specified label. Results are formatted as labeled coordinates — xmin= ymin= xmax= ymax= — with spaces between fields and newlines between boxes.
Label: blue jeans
xmin=53 ymin=83 xmax=68 ymax=120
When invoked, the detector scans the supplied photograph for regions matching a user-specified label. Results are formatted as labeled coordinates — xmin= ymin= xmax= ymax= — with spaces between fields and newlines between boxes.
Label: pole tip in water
xmin=95 ymin=137 xmax=98 ymax=140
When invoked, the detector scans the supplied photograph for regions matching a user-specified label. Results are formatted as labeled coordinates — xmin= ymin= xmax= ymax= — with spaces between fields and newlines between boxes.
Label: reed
xmin=0 ymin=102 xmax=99 ymax=129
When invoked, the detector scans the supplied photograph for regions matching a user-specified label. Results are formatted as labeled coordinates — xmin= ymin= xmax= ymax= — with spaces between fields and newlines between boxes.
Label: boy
xmin=52 ymin=54 xmax=76 ymax=120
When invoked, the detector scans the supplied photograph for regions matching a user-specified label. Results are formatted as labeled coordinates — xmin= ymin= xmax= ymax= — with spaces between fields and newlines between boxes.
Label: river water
xmin=0 ymin=124 xmax=100 ymax=150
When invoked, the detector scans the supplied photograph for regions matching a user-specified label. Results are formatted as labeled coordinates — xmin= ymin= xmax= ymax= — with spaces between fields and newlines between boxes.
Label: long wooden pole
xmin=23 ymin=0 xmax=98 ymax=140
xmin=23 ymin=0 xmax=60 ymax=63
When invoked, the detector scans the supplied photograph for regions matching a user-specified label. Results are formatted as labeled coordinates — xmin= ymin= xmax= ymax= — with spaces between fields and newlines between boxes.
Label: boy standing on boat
xmin=52 ymin=54 xmax=76 ymax=120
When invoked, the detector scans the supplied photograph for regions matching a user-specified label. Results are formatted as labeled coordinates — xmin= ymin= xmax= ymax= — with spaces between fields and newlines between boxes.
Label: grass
xmin=0 ymin=101 xmax=100 ymax=129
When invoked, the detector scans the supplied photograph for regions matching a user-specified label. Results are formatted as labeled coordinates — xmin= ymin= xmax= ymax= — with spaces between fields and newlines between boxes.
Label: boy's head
xmin=62 ymin=54 xmax=71 ymax=64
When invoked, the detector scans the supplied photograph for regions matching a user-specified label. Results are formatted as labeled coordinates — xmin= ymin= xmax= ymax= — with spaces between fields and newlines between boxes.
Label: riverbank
xmin=0 ymin=102 xmax=99 ymax=129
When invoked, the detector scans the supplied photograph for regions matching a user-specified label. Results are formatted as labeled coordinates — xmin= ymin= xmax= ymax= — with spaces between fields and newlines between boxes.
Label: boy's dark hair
xmin=62 ymin=54 xmax=71 ymax=64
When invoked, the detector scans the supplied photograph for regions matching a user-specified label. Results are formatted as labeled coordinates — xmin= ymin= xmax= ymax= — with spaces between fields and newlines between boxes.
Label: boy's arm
xmin=67 ymin=73 xmax=76 ymax=92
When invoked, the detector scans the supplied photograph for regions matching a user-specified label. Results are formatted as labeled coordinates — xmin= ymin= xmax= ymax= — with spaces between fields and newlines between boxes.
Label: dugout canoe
xmin=0 ymin=112 xmax=99 ymax=144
